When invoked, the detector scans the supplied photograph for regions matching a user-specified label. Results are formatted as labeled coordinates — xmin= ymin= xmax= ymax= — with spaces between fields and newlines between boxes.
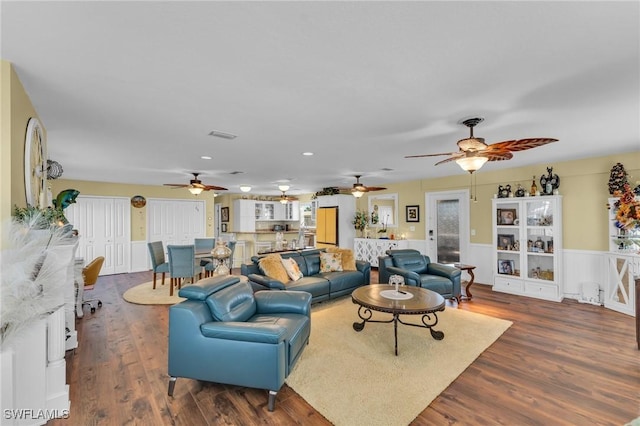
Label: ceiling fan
xmin=163 ymin=172 xmax=228 ymax=195
xmin=338 ymin=175 xmax=387 ymax=198
xmin=405 ymin=117 xmax=558 ymax=174
xmin=277 ymin=185 xmax=298 ymax=204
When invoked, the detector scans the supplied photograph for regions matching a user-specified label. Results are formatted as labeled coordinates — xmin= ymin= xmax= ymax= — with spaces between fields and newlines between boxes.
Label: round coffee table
xmin=351 ymin=284 xmax=446 ymax=356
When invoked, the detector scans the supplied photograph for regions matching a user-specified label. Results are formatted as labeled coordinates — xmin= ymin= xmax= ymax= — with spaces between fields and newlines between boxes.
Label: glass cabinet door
xmin=525 ymin=199 xmax=555 ymax=282
xmin=495 ymin=200 xmax=521 ymax=278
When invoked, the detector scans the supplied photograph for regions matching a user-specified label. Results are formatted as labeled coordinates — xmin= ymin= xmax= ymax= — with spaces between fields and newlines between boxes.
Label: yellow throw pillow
xmin=327 ymin=247 xmax=357 ymax=271
xmin=320 ymin=252 xmax=343 ymax=272
xmin=258 ymin=254 xmax=290 ymax=283
xmin=281 ymin=257 xmax=303 ymax=281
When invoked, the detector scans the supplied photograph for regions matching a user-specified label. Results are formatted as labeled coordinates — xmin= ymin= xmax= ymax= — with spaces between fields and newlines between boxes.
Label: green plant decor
xmin=352 ymin=210 xmax=369 ymax=232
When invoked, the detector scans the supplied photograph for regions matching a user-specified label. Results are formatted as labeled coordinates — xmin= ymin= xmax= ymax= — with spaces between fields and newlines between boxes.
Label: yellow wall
xmin=1 ymin=61 xmax=43 ymax=246
xmin=49 ymin=179 xmax=222 ymax=241
xmin=356 ymin=152 xmax=640 ymax=251
xmin=52 ymin=152 xmax=639 ymax=250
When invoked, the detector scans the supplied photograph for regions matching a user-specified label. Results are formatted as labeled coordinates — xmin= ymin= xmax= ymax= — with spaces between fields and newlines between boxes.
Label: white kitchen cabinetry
xmin=255 ymin=202 xmax=275 ymax=220
xmin=283 ymin=201 xmax=299 ymax=221
xmin=492 ymin=196 xmax=563 ymax=302
xmin=233 ymin=199 xmax=255 ymax=233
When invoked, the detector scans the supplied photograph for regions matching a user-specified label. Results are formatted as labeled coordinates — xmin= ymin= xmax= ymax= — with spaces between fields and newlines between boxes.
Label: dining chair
xmin=148 ymin=241 xmax=170 ymax=289
xmin=167 ymin=244 xmax=198 ymax=296
xmin=194 ymin=237 xmax=216 ymax=267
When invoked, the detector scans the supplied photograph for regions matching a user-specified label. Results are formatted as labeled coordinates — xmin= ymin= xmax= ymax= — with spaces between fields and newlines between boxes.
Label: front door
xmin=426 ymin=190 xmax=469 ymax=264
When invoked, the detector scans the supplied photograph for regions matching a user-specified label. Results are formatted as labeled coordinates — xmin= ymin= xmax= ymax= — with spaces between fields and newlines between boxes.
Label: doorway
xmin=426 ymin=190 xmax=470 ymax=264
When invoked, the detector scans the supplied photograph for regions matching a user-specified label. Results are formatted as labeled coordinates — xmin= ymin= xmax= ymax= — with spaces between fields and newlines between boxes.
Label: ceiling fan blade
xmin=364 ymin=186 xmax=387 ymax=192
xmin=483 ymin=151 xmax=514 ymax=161
xmin=202 ymin=185 xmax=228 ymax=191
xmin=405 ymin=151 xmax=457 ymax=158
xmin=488 ymin=138 xmax=558 ymax=152
xmin=434 ymin=156 xmax=459 ymax=166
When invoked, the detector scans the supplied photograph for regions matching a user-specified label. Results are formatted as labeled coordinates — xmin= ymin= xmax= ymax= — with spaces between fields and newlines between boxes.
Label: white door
xmin=426 ymin=190 xmax=470 ymax=264
xmin=65 ymin=196 xmax=130 ymax=275
xmin=147 ymin=198 xmax=206 ymax=266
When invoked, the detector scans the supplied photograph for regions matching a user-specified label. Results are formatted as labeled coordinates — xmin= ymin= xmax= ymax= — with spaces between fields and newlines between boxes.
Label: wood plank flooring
xmin=50 ymin=270 xmax=639 ymax=426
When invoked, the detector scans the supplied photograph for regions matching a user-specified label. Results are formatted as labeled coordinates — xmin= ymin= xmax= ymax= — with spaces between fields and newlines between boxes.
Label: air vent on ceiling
xmin=208 ymin=130 xmax=238 ymax=140
xmin=229 ymin=171 xmax=244 ymax=175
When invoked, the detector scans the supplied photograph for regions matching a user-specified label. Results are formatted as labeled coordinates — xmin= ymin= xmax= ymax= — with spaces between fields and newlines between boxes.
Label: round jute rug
xmin=123 ymin=281 xmax=186 ymax=305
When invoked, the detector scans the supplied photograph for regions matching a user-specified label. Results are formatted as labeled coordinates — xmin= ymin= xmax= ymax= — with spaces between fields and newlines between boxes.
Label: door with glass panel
xmin=426 ymin=190 xmax=469 ymax=264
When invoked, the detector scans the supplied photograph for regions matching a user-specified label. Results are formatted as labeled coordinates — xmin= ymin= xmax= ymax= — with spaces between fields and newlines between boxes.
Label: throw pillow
xmin=281 ymin=257 xmax=303 ymax=281
xmin=327 ymin=247 xmax=357 ymax=271
xmin=258 ymin=254 xmax=290 ymax=283
xmin=319 ymin=252 xmax=343 ymax=272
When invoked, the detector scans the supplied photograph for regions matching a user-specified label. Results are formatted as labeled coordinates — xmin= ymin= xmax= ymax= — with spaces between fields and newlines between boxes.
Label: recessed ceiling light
xmin=240 ymin=185 xmax=252 ymax=192
xmin=201 ymin=156 xmax=212 ymax=160
xmin=302 ymin=152 xmax=314 ymax=156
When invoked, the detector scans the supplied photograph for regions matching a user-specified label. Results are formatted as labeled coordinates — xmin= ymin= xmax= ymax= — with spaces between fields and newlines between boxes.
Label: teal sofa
xmin=241 ymin=249 xmax=371 ymax=304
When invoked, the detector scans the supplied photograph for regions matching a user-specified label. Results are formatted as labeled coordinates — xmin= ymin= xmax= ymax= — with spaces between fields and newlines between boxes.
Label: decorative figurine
xmin=498 ymin=184 xmax=511 ymax=198
xmin=515 ymin=184 xmax=526 ymax=197
xmin=539 ymin=167 xmax=560 ymax=195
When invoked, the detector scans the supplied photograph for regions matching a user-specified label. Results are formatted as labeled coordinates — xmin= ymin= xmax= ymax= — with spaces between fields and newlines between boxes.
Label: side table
xmin=453 ymin=263 xmax=476 ymax=300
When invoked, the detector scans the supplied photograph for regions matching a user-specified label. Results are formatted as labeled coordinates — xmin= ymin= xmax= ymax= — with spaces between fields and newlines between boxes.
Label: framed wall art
xmin=221 ymin=207 xmax=229 ymax=222
xmin=406 ymin=205 xmax=419 ymax=222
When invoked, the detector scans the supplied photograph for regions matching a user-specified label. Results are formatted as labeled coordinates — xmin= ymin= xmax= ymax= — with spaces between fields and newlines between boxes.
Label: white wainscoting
xmin=130 ymin=241 xmax=150 ymax=273
xmin=465 ymin=244 xmax=611 ymax=303
xmin=562 ymin=249 xmax=608 ymax=301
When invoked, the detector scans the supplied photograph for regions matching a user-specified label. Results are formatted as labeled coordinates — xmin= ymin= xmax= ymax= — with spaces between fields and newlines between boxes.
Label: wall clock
xmin=24 ymin=117 xmax=47 ymax=207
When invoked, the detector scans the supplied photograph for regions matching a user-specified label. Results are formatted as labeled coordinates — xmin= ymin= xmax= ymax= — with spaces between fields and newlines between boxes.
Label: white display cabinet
xmin=492 ymin=196 xmax=563 ymax=301
xmin=606 ymin=196 xmax=639 ymax=316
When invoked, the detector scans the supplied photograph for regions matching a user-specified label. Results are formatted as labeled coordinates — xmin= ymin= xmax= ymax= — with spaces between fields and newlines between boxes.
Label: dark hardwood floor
xmin=50 ymin=270 xmax=639 ymax=426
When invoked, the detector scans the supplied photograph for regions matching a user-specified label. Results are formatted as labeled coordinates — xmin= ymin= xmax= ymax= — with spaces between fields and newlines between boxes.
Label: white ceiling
xmin=2 ymin=1 xmax=639 ymax=196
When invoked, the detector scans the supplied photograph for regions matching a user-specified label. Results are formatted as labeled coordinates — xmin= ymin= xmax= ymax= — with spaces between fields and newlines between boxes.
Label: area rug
xmin=285 ymin=298 xmax=512 ymax=426
xmin=122 ymin=281 xmax=185 ymax=305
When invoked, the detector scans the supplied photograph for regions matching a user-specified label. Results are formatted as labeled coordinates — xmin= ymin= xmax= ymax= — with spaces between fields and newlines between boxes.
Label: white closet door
xmin=147 ymin=199 xmax=206 ymax=267
xmin=65 ymin=196 xmax=131 ymax=275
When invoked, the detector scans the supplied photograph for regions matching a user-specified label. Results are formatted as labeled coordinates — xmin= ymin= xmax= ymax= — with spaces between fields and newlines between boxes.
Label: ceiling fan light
xmin=280 ymin=197 xmax=288 ymax=204
xmin=188 ymin=186 xmax=204 ymax=195
xmin=240 ymin=185 xmax=252 ymax=192
xmin=456 ymin=156 xmax=488 ymax=173
xmin=352 ymin=189 xmax=364 ymax=198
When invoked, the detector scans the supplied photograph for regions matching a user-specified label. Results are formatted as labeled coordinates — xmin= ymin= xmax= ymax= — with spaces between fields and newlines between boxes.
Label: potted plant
xmin=352 ymin=210 xmax=369 ymax=237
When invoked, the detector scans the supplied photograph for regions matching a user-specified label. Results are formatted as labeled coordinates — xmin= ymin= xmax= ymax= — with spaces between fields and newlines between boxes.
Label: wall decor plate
xmin=131 ymin=195 xmax=146 ymax=208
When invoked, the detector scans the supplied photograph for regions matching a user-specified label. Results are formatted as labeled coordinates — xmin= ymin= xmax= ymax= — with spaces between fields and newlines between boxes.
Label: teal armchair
xmin=168 ymin=275 xmax=311 ymax=411
xmin=378 ymin=249 xmax=462 ymax=303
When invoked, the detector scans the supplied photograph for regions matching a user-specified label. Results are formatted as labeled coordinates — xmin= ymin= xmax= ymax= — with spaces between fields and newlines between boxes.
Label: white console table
xmin=354 ymin=238 xmax=408 ymax=267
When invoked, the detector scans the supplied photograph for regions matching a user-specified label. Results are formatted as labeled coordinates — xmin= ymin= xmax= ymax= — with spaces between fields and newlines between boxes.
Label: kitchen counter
xmin=254 ymin=230 xmax=301 ymax=234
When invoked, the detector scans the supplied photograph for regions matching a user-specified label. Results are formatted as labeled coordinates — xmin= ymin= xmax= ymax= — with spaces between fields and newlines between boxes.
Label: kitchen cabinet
xmin=233 ymin=199 xmax=255 ymax=233
xmin=283 ymin=201 xmax=299 ymax=221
